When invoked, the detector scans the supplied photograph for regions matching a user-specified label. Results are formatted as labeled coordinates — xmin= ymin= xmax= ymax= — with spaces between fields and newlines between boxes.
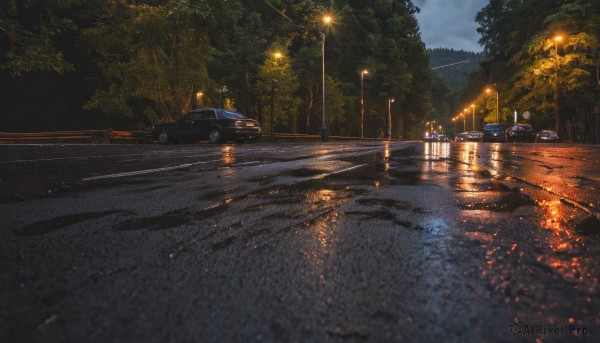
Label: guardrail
xmin=0 ymin=130 xmax=394 ymax=145
xmin=0 ymin=129 xmax=153 ymax=144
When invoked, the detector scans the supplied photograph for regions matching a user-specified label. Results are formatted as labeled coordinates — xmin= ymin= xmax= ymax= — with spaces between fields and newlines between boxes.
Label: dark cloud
xmin=414 ymin=0 xmax=487 ymax=52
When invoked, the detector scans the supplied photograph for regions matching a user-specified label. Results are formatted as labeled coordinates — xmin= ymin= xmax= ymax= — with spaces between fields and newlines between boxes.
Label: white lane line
xmin=313 ymin=164 xmax=367 ymax=179
xmin=5 ymin=151 xmax=222 ymax=164
xmin=81 ymin=159 xmax=221 ymax=181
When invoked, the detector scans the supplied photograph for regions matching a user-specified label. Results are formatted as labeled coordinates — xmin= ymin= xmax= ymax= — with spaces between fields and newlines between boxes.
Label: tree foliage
xmin=0 ymin=0 xmax=81 ymax=74
xmin=472 ymin=0 xmax=600 ymax=142
xmin=1 ymin=0 xmax=435 ymax=138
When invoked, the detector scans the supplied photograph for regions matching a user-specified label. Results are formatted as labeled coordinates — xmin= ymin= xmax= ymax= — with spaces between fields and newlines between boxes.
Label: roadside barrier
xmin=0 ymin=129 xmax=152 ymax=144
xmin=0 ymin=130 xmax=394 ymax=144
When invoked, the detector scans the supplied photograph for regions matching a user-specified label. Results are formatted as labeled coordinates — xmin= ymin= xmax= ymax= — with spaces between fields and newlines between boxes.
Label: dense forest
xmin=460 ymin=0 xmax=600 ymax=142
xmin=2 ymin=1 xmax=599 ymax=142
xmin=0 ymin=0 xmax=433 ymax=139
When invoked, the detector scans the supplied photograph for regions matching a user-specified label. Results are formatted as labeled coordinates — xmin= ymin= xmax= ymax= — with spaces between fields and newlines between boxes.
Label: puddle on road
xmin=345 ymin=210 xmax=417 ymax=229
xmin=357 ymin=198 xmax=412 ymax=210
xmin=283 ymin=168 xmax=331 ymax=178
xmin=456 ymin=182 xmax=512 ymax=193
xmin=115 ymin=199 xmax=232 ymax=231
xmin=462 ymin=192 xmax=536 ymax=212
xmin=13 ymin=210 xmax=125 ymax=236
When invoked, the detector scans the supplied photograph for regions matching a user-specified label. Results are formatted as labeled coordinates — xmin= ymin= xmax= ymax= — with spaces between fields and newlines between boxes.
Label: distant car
xmin=456 ymin=131 xmax=481 ymax=142
xmin=455 ymin=132 xmax=468 ymax=142
xmin=422 ymin=131 xmax=436 ymax=142
xmin=152 ymin=108 xmax=261 ymax=144
xmin=436 ymin=134 xmax=451 ymax=142
xmin=482 ymin=123 xmax=505 ymax=142
xmin=535 ymin=130 xmax=560 ymax=143
xmin=506 ymin=124 xmax=536 ymax=142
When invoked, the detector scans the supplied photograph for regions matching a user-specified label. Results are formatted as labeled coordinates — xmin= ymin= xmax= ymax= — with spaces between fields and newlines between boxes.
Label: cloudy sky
xmin=414 ymin=0 xmax=488 ymax=52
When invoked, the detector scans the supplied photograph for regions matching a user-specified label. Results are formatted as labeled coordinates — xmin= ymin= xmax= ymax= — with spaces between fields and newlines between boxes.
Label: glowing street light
xmin=195 ymin=91 xmax=204 ymax=108
xmin=486 ymin=87 xmax=499 ymax=123
xmin=388 ymin=98 xmax=394 ymax=141
xmin=360 ymin=69 xmax=368 ymax=139
xmin=320 ymin=15 xmax=333 ymax=142
xmin=470 ymin=104 xmax=476 ymax=131
xmin=553 ymin=34 xmax=564 ymax=134
xmin=269 ymin=52 xmax=284 ymax=143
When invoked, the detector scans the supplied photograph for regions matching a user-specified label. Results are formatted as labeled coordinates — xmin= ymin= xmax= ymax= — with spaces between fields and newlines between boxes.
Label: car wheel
xmin=158 ymin=130 xmax=170 ymax=145
xmin=209 ymin=129 xmax=222 ymax=144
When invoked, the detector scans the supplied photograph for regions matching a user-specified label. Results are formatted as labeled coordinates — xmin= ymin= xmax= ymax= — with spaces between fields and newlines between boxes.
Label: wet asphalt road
xmin=1 ymin=141 xmax=600 ymax=342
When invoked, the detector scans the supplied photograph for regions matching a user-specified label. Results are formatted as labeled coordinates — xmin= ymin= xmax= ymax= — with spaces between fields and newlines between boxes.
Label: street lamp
xmin=471 ymin=104 xmax=476 ymax=131
xmin=486 ymin=87 xmax=499 ymax=123
xmin=195 ymin=91 xmax=203 ymax=109
xmin=269 ymin=52 xmax=283 ymax=143
xmin=387 ymin=98 xmax=394 ymax=141
xmin=553 ymin=34 xmax=564 ymax=135
xmin=320 ymin=15 xmax=332 ymax=142
xmin=360 ymin=69 xmax=368 ymax=139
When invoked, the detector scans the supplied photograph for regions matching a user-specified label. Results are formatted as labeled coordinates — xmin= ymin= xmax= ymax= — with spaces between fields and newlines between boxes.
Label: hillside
xmin=428 ymin=48 xmax=484 ymax=91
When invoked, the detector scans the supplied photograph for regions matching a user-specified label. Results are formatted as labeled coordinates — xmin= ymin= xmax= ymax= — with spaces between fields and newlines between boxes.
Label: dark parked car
xmin=482 ymin=123 xmax=505 ymax=142
xmin=535 ymin=130 xmax=560 ymax=143
xmin=152 ymin=108 xmax=261 ymax=144
xmin=506 ymin=124 xmax=536 ymax=142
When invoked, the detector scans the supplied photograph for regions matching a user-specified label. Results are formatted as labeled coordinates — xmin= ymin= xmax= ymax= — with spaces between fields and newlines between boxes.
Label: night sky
xmin=414 ymin=0 xmax=487 ymax=52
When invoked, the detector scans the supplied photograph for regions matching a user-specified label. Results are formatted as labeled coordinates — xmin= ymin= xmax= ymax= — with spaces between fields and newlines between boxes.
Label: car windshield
xmin=218 ymin=110 xmax=247 ymax=119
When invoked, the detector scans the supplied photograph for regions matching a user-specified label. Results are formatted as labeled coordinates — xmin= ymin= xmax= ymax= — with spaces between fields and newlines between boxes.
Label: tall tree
xmin=473 ymin=0 xmax=599 ymax=141
xmin=258 ymin=43 xmax=301 ymax=134
xmin=83 ymin=0 xmax=234 ymax=123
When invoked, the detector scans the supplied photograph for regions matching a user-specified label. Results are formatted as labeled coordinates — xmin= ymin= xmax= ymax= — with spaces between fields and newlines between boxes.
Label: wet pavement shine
xmin=1 ymin=141 xmax=599 ymax=342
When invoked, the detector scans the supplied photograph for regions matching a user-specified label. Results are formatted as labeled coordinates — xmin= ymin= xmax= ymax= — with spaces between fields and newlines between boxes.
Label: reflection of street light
xmin=360 ymin=69 xmax=368 ymax=139
xmin=320 ymin=15 xmax=332 ymax=142
xmin=553 ymin=34 xmax=564 ymax=134
xmin=486 ymin=87 xmax=499 ymax=123
xmin=387 ymin=98 xmax=394 ymax=141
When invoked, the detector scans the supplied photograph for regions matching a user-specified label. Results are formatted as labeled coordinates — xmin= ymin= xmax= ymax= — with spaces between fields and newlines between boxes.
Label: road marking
xmin=81 ymin=159 xmax=221 ymax=181
xmin=313 ymin=164 xmax=367 ymax=179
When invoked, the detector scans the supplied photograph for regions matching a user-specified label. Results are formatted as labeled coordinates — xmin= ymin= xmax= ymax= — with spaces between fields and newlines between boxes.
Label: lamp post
xmin=387 ymin=98 xmax=394 ymax=141
xmin=360 ymin=69 xmax=368 ymax=139
xmin=553 ymin=34 xmax=564 ymax=135
xmin=320 ymin=15 xmax=332 ymax=142
xmin=195 ymin=91 xmax=203 ymax=109
xmin=471 ymin=104 xmax=476 ymax=131
xmin=269 ymin=52 xmax=283 ymax=143
xmin=486 ymin=87 xmax=499 ymax=123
